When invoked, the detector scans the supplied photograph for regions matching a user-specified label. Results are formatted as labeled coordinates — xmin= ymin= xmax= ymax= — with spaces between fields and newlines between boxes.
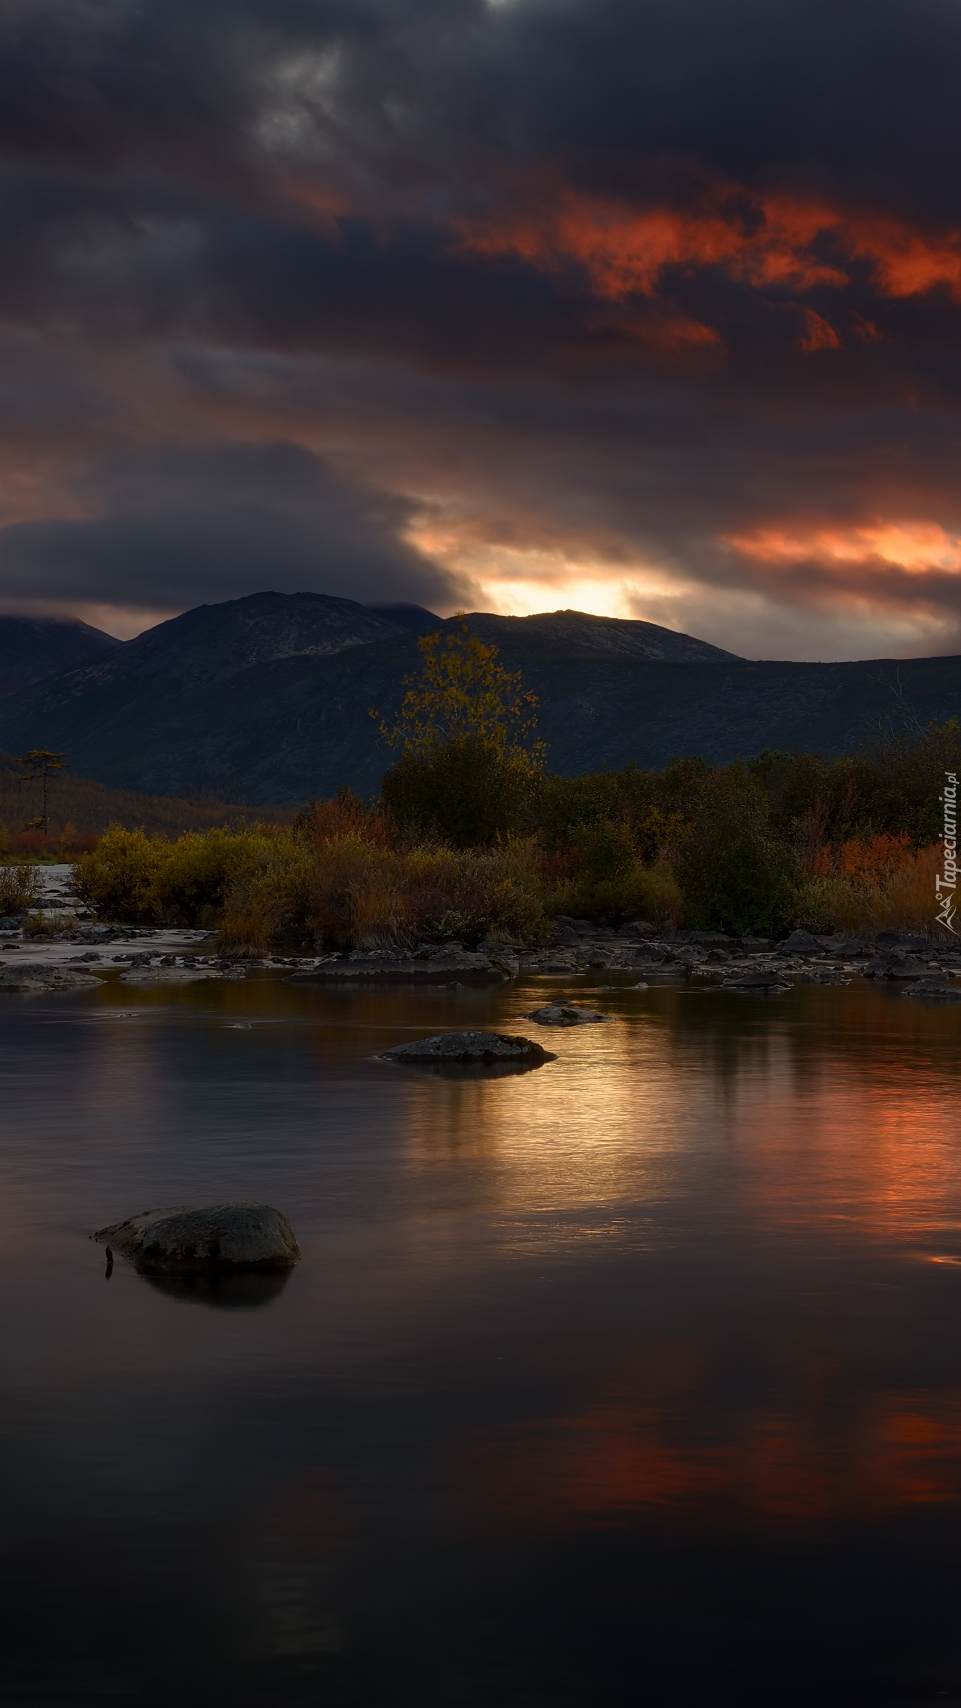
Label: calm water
xmin=2 ymin=970 xmax=961 ymax=1706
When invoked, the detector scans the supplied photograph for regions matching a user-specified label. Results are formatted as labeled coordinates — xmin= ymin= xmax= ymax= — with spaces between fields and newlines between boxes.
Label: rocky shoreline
xmin=2 ymin=870 xmax=959 ymax=1000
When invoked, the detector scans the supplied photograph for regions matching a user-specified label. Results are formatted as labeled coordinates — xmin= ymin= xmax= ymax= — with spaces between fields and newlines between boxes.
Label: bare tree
xmin=18 ymin=750 xmax=67 ymax=835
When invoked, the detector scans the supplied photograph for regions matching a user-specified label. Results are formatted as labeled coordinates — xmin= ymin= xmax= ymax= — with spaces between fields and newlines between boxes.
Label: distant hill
xmin=1 ymin=591 xmax=960 ymax=802
xmin=0 ymin=748 xmax=294 ymax=846
xmin=0 ymin=616 xmax=119 ymax=698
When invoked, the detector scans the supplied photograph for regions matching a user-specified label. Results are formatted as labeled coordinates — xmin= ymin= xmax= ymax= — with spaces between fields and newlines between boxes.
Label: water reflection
xmin=0 ymin=974 xmax=960 ymax=1703
xmin=140 ymin=1269 xmax=294 ymax=1310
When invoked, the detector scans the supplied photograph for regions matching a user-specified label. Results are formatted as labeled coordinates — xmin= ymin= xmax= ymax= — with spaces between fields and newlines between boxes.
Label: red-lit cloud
xmin=456 ymin=181 xmax=961 ymax=330
xmin=2 ymin=0 xmax=961 ymax=657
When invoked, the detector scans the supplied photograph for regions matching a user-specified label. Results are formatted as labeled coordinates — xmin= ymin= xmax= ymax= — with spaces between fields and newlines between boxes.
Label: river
xmin=2 ymin=970 xmax=960 ymax=1705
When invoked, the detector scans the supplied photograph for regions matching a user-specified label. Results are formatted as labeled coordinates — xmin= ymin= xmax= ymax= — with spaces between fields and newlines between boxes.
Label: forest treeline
xmin=54 ymin=624 xmax=959 ymax=947
xmin=0 ymin=749 xmax=294 ymax=856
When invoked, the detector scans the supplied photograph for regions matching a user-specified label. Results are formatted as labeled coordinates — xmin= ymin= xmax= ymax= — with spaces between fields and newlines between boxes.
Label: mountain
xmin=0 ymin=591 xmax=959 ymax=803
xmin=491 ymin=609 xmax=740 ymax=662
xmin=0 ymin=616 xmax=119 ymax=698
xmin=365 ymin=603 xmax=440 ymax=635
xmin=33 ymin=590 xmax=409 ymax=700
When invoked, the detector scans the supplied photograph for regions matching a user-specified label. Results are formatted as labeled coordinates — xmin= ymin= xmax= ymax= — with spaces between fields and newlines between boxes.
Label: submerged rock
xmin=291 ymin=951 xmax=511 ymax=984
xmin=117 ymin=967 xmax=222 ymax=985
xmin=863 ymin=951 xmax=934 ymax=980
xmin=722 ymin=971 xmax=791 ymax=990
xmin=525 ymin=1004 xmax=613 ymax=1026
xmin=902 ymin=981 xmax=961 ymax=1001
xmin=381 ymin=1031 xmax=555 ymax=1065
xmin=93 ymin=1202 xmax=301 ymax=1273
xmin=0 ymin=962 xmax=104 ymax=991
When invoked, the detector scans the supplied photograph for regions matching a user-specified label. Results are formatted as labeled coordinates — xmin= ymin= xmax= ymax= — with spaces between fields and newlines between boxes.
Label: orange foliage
xmin=806 ymin=832 xmax=914 ymax=882
xmin=308 ymin=790 xmax=390 ymax=847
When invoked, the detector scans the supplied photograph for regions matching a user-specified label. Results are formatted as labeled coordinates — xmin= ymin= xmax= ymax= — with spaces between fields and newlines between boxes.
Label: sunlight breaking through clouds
xmin=728 ymin=522 xmax=961 ymax=577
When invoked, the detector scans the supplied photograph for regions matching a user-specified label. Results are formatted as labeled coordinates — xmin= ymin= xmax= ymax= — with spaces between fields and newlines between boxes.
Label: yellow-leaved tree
xmin=374 ymin=622 xmax=546 ymax=845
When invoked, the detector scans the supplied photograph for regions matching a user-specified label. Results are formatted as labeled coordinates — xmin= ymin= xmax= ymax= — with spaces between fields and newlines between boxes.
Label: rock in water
xmin=778 ymin=929 xmax=821 ymax=955
xmin=93 ymin=1202 xmax=301 ymax=1273
xmin=118 ymin=967 xmax=221 ymax=985
xmin=0 ymin=963 xmax=104 ymax=991
xmin=902 ymin=982 xmax=961 ymax=1001
xmin=525 ymin=1004 xmax=613 ymax=1026
xmin=381 ymin=1031 xmax=555 ymax=1065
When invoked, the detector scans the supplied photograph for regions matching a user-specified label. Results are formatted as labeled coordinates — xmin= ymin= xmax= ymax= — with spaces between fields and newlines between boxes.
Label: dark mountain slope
xmin=365 ymin=603 xmax=439 ymax=635
xmin=0 ymin=601 xmax=744 ymax=790
xmin=21 ymin=590 xmax=406 ymax=705
xmin=0 ymin=616 xmax=119 ymax=698
xmin=1 ymin=598 xmax=958 ymax=802
xmin=497 ymin=609 xmax=740 ymax=661
xmin=0 ymin=591 xmax=409 ymax=779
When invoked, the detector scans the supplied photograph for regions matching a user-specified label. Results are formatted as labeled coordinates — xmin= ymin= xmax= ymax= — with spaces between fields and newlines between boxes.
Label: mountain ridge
xmin=0 ymin=591 xmax=958 ymax=803
xmin=0 ymin=615 xmax=119 ymax=699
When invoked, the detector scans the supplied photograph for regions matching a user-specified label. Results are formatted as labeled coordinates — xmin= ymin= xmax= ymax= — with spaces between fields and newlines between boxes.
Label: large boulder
xmin=381 ymin=1031 xmax=554 ymax=1065
xmin=525 ymin=1004 xmax=613 ymax=1026
xmin=0 ymin=962 xmax=104 ymax=991
xmin=94 ymin=1202 xmax=301 ymax=1273
xmin=777 ymin=929 xmax=821 ymax=956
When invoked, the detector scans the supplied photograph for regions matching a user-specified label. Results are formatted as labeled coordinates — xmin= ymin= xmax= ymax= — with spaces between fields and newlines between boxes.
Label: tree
xmin=374 ymin=624 xmax=545 ymax=845
xmin=18 ymin=749 xmax=67 ymax=835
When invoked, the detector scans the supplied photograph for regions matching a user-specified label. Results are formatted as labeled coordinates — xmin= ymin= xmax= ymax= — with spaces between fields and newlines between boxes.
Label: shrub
xmin=74 ymin=827 xmax=171 ymax=922
xmin=0 ymin=862 xmax=43 ymax=914
xmin=23 ymin=913 xmax=76 ymax=938
xmin=306 ymin=834 xmax=548 ymax=950
xmin=672 ymin=765 xmax=801 ymax=935
xmin=542 ymin=818 xmax=681 ymax=924
xmin=150 ymin=828 xmax=268 ymax=924
xmin=74 ymin=823 xmax=279 ymax=926
xmin=382 ymin=736 xmax=539 ymax=846
xmin=798 ymin=839 xmax=946 ymax=936
xmin=218 ymin=839 xmax=313 ymax=955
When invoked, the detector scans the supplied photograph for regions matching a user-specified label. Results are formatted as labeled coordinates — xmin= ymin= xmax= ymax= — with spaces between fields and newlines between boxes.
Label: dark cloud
xmin=0 ymin=441 xmax=467 ymax=610
xmin=0 ymin=1 xmax=960 ymax=652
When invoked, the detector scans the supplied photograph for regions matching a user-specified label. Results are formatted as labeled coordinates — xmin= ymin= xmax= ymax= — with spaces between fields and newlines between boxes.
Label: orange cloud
xmin=727 ymin=520 xmax=961 ymax=577
xmin=800 ymin=306 xmax=841 ymax=352
xmin=458 ymin=188 xmax=847 ymax=300
xmin=848 ymin=217 xmax=961 ymax=299
xmin=456 ymin=182 xmax=961 ymax=315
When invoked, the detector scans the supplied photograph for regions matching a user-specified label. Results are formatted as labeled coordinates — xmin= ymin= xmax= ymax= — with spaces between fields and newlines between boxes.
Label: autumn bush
xmin=0 ymin=861 xmax=43 ymax=914
xmin=218 ymin=837 xmax=314 ymax=954
xmin=308 ymin=832 xmax=548 ymax=949
xmin=795 ymin=835 xmax=945 ymax=935
xmin=73 ymin=824 xmax=285 ymax=927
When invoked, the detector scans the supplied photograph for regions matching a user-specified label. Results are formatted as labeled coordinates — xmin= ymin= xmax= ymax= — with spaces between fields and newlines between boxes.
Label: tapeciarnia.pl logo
xmin=935 ymin=771 xmax=958 ymax=935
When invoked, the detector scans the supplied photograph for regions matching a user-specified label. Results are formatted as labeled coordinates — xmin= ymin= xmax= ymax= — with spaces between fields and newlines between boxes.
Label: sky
xmin=1 ymin=0 xmax=961 ymax=658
